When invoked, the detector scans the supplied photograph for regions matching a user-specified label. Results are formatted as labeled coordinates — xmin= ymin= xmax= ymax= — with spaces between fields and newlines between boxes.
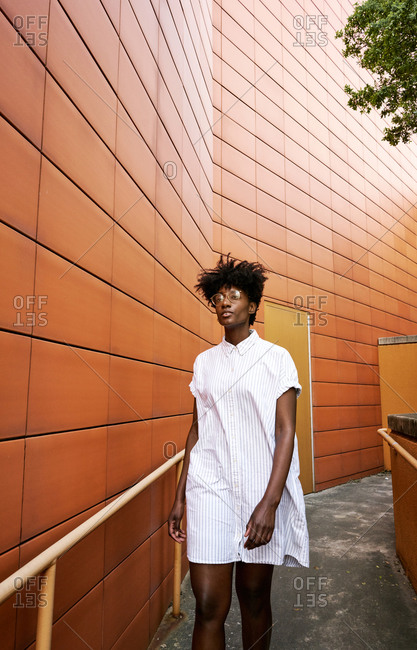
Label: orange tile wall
xmin=0 ymin=0 xmax=214 ymax=647
xmin=1 ymin=0 xmax=417 ymax=648
xmin=212 ymin=0 xmax=417 ymax=492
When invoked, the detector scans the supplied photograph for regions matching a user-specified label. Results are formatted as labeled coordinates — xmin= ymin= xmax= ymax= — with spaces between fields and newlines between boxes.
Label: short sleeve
xmin=189 ymin=355 xmax=199 ymax=397
xmin=277 ymin=348 xmax=302 ymax=399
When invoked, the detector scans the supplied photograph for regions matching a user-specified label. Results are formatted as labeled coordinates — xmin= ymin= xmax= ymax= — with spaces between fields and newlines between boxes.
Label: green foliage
xmin=335 ymin=0 xmax=417 ymax=145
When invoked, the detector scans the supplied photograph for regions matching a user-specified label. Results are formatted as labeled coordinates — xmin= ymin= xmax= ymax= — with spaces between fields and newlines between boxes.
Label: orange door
xmin=264 ymin=301 xmax=314 ymax=494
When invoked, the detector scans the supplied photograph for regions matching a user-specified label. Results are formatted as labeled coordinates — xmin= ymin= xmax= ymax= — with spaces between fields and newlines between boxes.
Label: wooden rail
xmin=0 ymin=450 xmax=185 ymax=649
xmin=378 ymin=428 xmax=417 ymax=471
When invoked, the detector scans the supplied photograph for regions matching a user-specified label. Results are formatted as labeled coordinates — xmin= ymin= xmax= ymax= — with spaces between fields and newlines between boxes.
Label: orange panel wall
xmin=212 ymin=0 xmax=417 ymax=491
xmin=0 ymin=0 xmax=214 ymax=648
xmin=1 ymin=0 xmax=417 ymax=647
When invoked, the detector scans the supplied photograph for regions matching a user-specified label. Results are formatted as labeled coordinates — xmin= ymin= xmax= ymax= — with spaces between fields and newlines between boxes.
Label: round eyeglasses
xmin=210 ymin=289 xmax=242 ymax=306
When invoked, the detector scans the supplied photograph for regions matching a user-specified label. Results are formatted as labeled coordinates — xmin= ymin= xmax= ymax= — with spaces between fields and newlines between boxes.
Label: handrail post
xmin=172 ymin=459 xmax=184 ymax=618
xmin=36 ymin=561 xmax=57 ymax=650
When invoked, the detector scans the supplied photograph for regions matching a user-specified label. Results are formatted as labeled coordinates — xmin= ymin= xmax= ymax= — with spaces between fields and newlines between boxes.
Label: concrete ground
xmin=150 ymin=472 xmax=417 ymax=649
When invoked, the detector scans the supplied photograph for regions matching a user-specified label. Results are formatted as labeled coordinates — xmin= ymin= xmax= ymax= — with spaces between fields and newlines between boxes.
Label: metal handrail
xmin=0 ymin=450 xmax=185 ymax=648
xmin=378 ymin=428 xmax=417 ymax=471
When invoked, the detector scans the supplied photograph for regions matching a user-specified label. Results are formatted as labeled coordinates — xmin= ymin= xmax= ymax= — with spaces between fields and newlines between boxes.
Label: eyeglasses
xmin=210 ymin=289 xmax=242 ymax=306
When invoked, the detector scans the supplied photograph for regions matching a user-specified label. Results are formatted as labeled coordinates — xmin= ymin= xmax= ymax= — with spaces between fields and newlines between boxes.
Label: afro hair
xmin=195 ymin=254 xmax=268 ymax=326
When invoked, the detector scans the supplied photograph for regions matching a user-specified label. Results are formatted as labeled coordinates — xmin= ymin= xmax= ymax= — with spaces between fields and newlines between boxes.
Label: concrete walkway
xmin=150 ymin=473 xmax=417 ymax=649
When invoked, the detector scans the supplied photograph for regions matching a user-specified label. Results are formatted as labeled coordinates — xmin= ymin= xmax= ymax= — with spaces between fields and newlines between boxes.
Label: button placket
xmin=228 ymin=349 xmax=242 ymax=552
xmin=229 ymin=349 xmax=238 ymax=477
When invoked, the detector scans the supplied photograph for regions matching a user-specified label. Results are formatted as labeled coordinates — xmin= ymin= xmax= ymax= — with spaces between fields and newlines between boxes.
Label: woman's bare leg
xmin=189 ymin=562 xmax=234 ymax=650
xmin=235 ymin=562 xmax=274 ymax=649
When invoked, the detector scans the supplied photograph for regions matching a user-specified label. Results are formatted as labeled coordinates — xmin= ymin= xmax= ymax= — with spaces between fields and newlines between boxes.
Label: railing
xmin=0 ymin=450 xmax=185 ymax=649
xmin=378 ymin=428 xmax=417 ymax=471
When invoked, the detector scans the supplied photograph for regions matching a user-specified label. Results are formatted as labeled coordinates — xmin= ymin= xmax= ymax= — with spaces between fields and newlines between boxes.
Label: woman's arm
xmin=167 ymin=398 xmax=198 ymax=543
xmin=244 ymin=387 xmax=297 ymax=550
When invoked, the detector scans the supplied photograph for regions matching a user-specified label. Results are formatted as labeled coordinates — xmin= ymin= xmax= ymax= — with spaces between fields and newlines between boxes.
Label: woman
xmin=168 ymin=255 xmax=309 ymax=649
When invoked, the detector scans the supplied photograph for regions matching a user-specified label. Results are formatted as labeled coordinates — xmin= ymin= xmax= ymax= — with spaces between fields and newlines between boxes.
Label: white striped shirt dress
xmin=185 ymin=329 xmax=309 ymax=567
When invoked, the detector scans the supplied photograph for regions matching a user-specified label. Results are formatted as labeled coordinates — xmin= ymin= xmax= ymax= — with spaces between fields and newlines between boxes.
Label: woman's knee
xmin=195 ymin=590 xmax=231 ymax=623
xmin=235 ymin=564 xmax=273 ymax=615
xmin=238 ymin=585 xmax=270 ymax=617
xmin=190 ymin=562 xmax=233 ymax=624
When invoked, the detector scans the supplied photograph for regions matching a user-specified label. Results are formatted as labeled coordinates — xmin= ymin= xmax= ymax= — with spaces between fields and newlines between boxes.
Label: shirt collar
xmin=221 ymin=329 xmax=259 ymax=356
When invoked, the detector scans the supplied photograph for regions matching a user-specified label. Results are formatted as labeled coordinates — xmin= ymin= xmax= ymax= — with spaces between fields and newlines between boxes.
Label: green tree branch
xmin=336 ymin=0 xmax=417 ymax=145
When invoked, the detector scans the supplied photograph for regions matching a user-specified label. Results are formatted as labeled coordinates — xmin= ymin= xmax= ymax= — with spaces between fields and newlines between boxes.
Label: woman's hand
xmin=244 ymin=499 xmax=277 ymax=550
xmin=168 ymin=499 xmax=186 ymax=543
